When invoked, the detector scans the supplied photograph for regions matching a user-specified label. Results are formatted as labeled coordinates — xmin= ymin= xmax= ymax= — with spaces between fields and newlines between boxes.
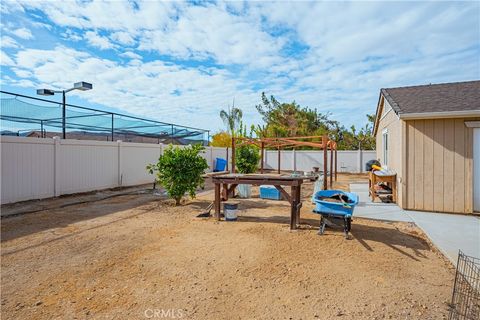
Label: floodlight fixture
xmin=36 ymin=81 xmax=93 ymax=138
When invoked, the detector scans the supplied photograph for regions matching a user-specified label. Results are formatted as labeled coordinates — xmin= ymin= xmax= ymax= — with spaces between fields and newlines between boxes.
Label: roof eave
xmin=372 ymin=92 xmax=383 ymax=136
xmin=398 ymin=110 xmax=480 ymax=120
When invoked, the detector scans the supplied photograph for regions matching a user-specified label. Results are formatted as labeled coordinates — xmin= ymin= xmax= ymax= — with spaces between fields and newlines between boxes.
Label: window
xmin=382 ymin=129 xmax=388 ymax=166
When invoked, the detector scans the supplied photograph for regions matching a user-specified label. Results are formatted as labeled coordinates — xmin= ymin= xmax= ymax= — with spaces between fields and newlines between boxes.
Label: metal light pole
xmin=37 ymin=82 xmax=93 ymax=139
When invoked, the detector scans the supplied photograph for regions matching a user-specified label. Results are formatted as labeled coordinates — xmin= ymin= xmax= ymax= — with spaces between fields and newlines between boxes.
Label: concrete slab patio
xmin=350 ymin=183 xmax=414 ymax=223
xmin=350 ymin=183 xmax=480 ymax=264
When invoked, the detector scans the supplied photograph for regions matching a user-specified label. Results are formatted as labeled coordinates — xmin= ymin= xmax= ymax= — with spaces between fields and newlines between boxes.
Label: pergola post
xmin=323 ymin=135 xmax=328 ymax=190
xmin=226 ymin=147 xmax=229 ymax=171
xmin=335 ymin=147 xmax=338 ymax=181
xmin=260 ymin=141 xmax=264 ymax=174
xmin=330 ymin=142 xmax=333 ymax=188
xmin=231 ymin=137 xmax=236 ymax=174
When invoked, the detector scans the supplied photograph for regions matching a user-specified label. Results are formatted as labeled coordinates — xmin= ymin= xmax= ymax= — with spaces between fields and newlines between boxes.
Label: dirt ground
xmin=1 ymin=173 xmax=455 ymax=319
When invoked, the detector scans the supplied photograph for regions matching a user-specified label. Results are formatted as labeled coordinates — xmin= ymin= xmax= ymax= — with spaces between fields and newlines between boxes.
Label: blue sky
xmin=1 ymin=1 xmax=479 ymax=133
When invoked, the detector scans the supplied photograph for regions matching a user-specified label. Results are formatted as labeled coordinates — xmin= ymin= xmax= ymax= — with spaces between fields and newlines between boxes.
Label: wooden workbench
xmin=369 ymin=171 xmax=397 ymax=203
xmin=211 ymin=174 xmax=315 ymax=230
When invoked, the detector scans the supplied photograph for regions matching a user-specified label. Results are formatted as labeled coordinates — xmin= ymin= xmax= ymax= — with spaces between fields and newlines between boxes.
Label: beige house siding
xmin=375 ymin=97 xmax=405 ymax=206
xmin=403 ymin=118 xmax=479 ymax=214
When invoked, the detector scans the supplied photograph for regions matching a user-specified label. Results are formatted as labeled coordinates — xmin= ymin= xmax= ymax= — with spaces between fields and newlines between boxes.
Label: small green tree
xmin=235 ymin=145 xmax=260 ymax=174
xmin=147 ymin=145 xmax=209 ymax=205
xmin=220 ymin=102 xmax=243 ymax=137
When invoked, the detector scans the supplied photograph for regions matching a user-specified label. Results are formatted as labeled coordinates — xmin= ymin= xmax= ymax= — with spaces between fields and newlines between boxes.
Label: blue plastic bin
xmin=260 ymin=186 xmax=282 ymax=200
xmin=213 ymin=158 xmax=227 ymax=172
xmin=313 ymin=190 xmax=359 ymax=217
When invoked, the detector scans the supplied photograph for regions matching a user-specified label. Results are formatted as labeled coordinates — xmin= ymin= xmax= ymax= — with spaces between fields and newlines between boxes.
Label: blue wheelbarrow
xmin=313 ymin=190 xmax=359 ymax=239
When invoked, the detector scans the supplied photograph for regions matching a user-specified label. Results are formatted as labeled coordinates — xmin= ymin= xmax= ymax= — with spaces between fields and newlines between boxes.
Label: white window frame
xmin=382 ymin=128 xmax=388 ymax=166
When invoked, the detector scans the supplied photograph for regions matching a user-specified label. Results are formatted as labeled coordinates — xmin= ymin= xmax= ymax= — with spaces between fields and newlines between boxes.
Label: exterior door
xmin=474 ymin=128 xmax=480 ymax=212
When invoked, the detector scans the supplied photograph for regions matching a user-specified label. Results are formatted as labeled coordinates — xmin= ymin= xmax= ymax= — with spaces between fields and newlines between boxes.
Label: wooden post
xmin=231 ymin=137 xmax=236 ymax=174
xmin=260 ymin=141 xmax=264 ymax=174
xmin=290 ymin=185 xmax=298 ymax=230
xmin=277 ymin=146 xmax=281 ymax=174
xmin=330 ymin=143 xmax=333 ymax=188
xmin=214 ymin=183 xmax=221 ymax=220
xmin=323 ymin=136 xmax=328 ymax=190
xmin=295 ymin=183 xmax=301 ymax=225
xmin=222 ymin=183 xmax=228 ymax=201
xmin=226 ymin=147 xmax=229 ymax=171
xmin=335 ymin=147 xmax=338 ymax=181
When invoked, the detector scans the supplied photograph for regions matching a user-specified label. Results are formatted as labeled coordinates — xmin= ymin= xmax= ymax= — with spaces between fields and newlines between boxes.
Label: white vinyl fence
xmin=0 ymin=136 xmax=228 ymax=204
xmin=0 ymin=136 xmax=375 ymax=204
xmin=263 ymin=149 xmax=376 ymax=173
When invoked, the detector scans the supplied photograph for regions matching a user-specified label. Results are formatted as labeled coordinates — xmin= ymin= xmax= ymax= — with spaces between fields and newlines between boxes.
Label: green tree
xmin=254 ymin=92 xmax=376 ymax=150
xmin=146 ymin=145 xmax=209 ymax=205
xmin=220 ymin=101 xmax=243 ymax=137
xmin=235 ymin=145 xmax=260 ymax=174
xmin=255 ymin=92 xmax=339 ymax=143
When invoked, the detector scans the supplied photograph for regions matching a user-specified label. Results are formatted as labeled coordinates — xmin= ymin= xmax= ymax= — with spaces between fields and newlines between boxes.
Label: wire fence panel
xmin=449 ymin=250 xmax=480 ymax=320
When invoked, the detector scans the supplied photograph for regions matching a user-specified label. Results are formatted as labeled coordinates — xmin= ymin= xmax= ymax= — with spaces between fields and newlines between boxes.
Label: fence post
xmin=117 ymin=140 xmax=123 ymax=186
xmin=53 ymin=136 xmax=61 ymax=197
xmin=357 ymin=148 xmax=363 ymax=173
xmin=209 ymin=146 xmax=213 ymax=171
xmin=292 ymin=149 xmax=296 ymax=172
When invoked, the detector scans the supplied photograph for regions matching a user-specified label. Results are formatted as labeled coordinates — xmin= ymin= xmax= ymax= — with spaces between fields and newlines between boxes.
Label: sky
xmin=1 ymin=0 xmax=479 ymax=133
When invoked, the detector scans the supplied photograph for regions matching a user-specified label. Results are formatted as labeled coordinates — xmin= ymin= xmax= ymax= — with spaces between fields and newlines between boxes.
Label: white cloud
xmin=11 ymin=27 xmax=33 ymax=39
xmin=135 ymin=4 xmax=285 ymax=67
xmin=119 ymin=51 xmax=142 ymax=60
xmin=1 ymin=50 xmax=15 ymax=66
xmin=1 ymin=1 xmax=478 ymax=131
xmin=110 ymin=31 xmax=135 ymax=46
xmin=84 ymin=31 xmax=115 ymax=50
xmin=1 ymin=36 xmax=19 ymax=48
xmin=3 ymin=46 xmax=260 ymax=129
xmin=12 ymin=0 xmax=179 ymax=31
xmin=11 ymin=67 xmax=32 ymax=78
xmin=61 ymin=29 xmax=82 ymax=42
xmin=11 ymin=1 xmax=284 ymax=68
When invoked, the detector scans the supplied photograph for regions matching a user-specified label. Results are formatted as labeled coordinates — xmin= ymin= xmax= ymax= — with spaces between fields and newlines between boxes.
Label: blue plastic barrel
xmin=214 ymin=158 xmax=227 ymax=172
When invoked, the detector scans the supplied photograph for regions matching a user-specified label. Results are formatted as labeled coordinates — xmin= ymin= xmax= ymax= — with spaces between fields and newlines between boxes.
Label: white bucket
xmin=237 ymin=184 xmax=251 ymax=198
xmin=224 ymin=202 xmax=239 ymax=221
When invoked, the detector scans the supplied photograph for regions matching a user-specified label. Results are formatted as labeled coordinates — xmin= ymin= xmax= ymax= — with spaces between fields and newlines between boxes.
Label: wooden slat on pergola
xmin=230 ymin=135 xmax=337 ymax=190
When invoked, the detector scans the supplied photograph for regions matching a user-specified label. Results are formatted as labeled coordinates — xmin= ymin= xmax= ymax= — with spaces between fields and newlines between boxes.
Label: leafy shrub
xmin=235 ymin=145 xmax=260 ymax=174
xmin=147 ymin=144 xmax=209 ymax=205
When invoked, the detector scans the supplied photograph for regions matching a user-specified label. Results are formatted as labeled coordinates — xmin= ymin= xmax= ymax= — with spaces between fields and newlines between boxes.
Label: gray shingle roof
xmin=381 ymin=80 xmax=480 ymax=115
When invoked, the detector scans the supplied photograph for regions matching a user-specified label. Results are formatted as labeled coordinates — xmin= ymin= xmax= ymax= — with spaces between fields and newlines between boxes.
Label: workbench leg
xmin=222 ymin=183 xmax=228 ymax=201
xmin=214 ymin=183 xmax=221 ymax=220
xmin=295 ymin=185 xmax=301 ymax=225
xmin=393 ymin=178 xmax=397 ymax=203
xmin=290 ymin=185 xmax=298 ymax=230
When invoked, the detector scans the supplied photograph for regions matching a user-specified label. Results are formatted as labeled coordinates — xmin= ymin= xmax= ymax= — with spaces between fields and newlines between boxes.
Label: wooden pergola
xmin=231 ymin=135 xmax=338 ymax=190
